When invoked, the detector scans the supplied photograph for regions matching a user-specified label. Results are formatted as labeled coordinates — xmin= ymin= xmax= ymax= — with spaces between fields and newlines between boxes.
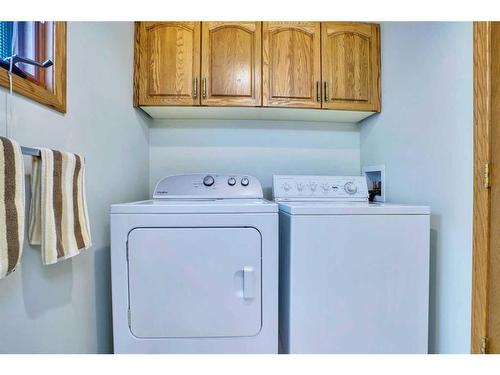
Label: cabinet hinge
xmin=480 ymin=336 xmax=488 ymax=354
xmin=484 ymin=163 xmax=491 ymax=189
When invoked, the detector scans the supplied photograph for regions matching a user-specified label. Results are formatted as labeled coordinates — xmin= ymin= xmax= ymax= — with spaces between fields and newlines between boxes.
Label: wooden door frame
xmin=471 ymin=21 xmax=492 ymax=354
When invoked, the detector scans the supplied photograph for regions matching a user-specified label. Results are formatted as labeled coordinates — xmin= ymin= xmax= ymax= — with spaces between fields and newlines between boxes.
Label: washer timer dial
xmin=344 ymin=181 xmax=357 ymax=194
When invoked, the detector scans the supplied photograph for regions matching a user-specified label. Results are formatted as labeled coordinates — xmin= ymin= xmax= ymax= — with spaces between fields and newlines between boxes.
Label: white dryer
xmin=111 ymin=174 xmax=278 ymax=353
xmin=273 ymin=175 xmax=430 ymax=354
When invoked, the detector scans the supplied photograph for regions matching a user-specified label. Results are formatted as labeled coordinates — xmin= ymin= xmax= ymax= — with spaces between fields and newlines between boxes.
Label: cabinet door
xmin=137 ymin=22 xmax=201 ymax=106
xmin=201 ymin=22 xmax=261 ymax=106
xmin=321 ymin=22 xmax=381 ymax=111
xmin=263 ymin=22 xmax=321 ymax=108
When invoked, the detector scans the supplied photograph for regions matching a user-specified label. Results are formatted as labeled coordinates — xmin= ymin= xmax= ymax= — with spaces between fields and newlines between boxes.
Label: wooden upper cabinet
xmin=201 ymin=22 xmax=261 ymax=106
xmin=137 ymin=22 xmax=201 ymax=106
xmin=321 ymin=22 xmax=381 ymax=111
xmin=134 ymin=21 xmax=382 ymax=115
xmin=263 ymin=22 xmax=321 ymax=108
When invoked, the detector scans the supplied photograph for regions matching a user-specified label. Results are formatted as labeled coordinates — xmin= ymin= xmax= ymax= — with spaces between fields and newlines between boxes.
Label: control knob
xmin=344 ymin=181 xmax=357 ymax=194
xmin=203 ymin=175 xmax=215 ymax=187
xmin=228 ymin=177 xmax=236 ymax=186
xmin=241 ymin=177 xmax=250 ymax=186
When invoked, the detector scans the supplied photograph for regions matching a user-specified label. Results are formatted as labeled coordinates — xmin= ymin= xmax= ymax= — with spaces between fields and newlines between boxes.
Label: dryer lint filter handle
xmin=272 ymin=175 xmax=369 ymax=202
xmin=153 ymin=174 xmax=264 ymax=199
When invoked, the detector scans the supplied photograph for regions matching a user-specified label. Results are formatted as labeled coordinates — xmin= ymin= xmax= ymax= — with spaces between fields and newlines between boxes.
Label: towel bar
xmin=21 ymin=146 xmax=41 ymax=157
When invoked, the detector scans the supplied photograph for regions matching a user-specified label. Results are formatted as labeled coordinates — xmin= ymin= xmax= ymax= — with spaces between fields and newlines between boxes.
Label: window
xmin=0 ymin=21 xmax=66 ymax=113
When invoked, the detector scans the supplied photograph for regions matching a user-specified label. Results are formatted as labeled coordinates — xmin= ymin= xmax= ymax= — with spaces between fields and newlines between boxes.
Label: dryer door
xmin=127 ymin=227 xmax=262 ymax=338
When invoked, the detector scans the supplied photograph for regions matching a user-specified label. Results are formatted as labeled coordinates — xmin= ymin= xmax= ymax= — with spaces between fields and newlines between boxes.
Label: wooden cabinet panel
xmin=201 ymin=22 xmax=261 ymax=106
xmin=134 ymin=21 xmax=382 ymax=115
xmin=263 ymin=22 xmax=321 ymax=108
xmin=137 ymin=22 xmax=201 ymax=106
xmin=321 ymin=22 xmax=380 ymax=111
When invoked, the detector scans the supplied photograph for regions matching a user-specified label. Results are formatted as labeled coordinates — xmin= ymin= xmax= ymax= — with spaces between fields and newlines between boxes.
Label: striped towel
xmin=0 ymin=137 xmax=25 ymax=279
xmin=29 ymin=149 xmax=91 ymax=265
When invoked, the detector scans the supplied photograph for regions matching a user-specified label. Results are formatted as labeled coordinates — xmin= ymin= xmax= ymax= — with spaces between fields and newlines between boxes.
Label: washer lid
xmin=278 ymin=201 xmax=430 ymax=215
xmin=111 ymin=198 xmax=278 ymax=214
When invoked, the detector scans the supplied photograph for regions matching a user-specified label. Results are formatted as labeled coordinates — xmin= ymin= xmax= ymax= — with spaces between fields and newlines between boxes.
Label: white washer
xmin=111 ymin=174 xmax=278 ymax=353
xmin=273 ymin=175 xmax=430 ymax=354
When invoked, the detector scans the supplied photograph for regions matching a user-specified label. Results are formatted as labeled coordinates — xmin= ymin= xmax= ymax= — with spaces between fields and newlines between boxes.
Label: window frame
xmin=18 ymin=22 xmax=48 ymax=87
xmin=0 ymin=21 xmax=66 ymax=113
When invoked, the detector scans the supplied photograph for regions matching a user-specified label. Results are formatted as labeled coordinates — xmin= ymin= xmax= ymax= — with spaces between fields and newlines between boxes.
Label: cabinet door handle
xmin=324 ymin=81 xmax=329 ymax=102
xmin=202 ymin=78 xmax=207 ymax=99
xmin=316 ymin=81 xmax=320 ymax=102
xmin=193 ymin=77 xmax=198 ymax=99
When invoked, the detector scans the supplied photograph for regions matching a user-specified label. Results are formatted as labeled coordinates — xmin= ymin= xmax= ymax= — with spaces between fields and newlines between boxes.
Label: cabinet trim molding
xmin=140 ymin=105 xmax=375 ymax=123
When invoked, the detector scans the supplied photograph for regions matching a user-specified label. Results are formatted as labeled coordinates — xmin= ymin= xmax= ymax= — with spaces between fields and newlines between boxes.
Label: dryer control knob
xmin=203 ymin=175 xmax=215 ymax=187
xmin=241 ymin=177 xmax=250 ymax=186
xmin=344 ymin=181 xmax=357 ymax=194
xmin=228 ymin=177 xmax=236 ymax=186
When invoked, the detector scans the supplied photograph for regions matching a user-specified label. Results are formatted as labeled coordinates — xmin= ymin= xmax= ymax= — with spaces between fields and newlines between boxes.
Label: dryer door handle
xmin=243 ymin=266 xmax=254 ymax=300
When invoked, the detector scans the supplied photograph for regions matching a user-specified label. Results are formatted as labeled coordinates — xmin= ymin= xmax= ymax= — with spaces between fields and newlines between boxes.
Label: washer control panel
xmin=273 ymin=175 xmax=369 ymax=201
xmin=153 ymin=174 xmax=263 ymax=199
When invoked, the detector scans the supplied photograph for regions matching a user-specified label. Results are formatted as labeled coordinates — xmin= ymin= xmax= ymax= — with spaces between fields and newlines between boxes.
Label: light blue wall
xmin=359 ymin=22 xmax=473 ymax=353
xmin=149 ymin=120 xmax=360 ymax=198
xmin=0 ymin=22 xmax=149 ymax=353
